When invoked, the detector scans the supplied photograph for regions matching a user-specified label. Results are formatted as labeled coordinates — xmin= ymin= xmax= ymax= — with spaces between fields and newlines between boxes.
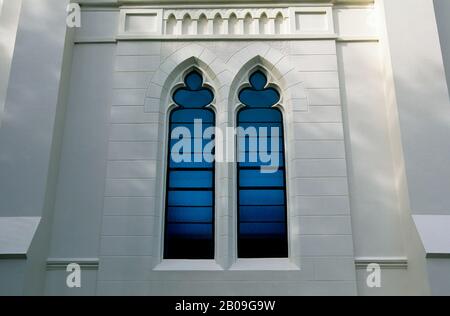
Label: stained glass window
xmin=164 ymin=70 xmax=215 ymax=259
xmin=237 ymin=70 xmax=288 ymax=258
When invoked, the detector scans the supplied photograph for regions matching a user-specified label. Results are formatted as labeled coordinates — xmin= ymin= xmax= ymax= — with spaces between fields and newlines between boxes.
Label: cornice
xmin=77 ymin=0 xmax=374 ymax=7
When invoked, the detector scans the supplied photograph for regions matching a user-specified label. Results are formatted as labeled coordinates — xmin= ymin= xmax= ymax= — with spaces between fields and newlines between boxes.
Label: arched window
xmin=237 ymin=70 xmax=288 ymax=258
xmin=164 ymin=70 xmax=215 ymax=259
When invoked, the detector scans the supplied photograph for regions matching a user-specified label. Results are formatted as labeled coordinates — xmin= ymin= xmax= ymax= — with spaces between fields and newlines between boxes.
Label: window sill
xmin=229 ymin=258 xmax=300 ymax=271
xmin=153 ymin=259 xmax=224 ymax=271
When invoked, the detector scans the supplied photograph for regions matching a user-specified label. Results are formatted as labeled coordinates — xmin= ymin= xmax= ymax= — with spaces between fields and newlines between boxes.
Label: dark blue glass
xmin=238 ymin=71 xmax=280 ymax=108
xmin=239 ymin=190 xmax=285 ymax=206
xmin=165 ymin=70 xmax=215 ymax=259
xmin=168 ymin=207 xmax=213 ymax=223
xmin=171 ymin=109 xmax=214 ymax=123
xmin=240 ymin=223 xmax=286 ymax=237
xmin=173 ymin=71 xmax=214 ymax=108
xmin=239 ymin=206 xmax=286 ymax=222
xmin=167 ymin=223 xmax=213 ymax=239
xmin=238 ymin=122 xmax=282 ymax=130
xmin=237 ymin=70 xmax=288 ymax=258
xmin=238 ymin=108 xmax=282 ymax=122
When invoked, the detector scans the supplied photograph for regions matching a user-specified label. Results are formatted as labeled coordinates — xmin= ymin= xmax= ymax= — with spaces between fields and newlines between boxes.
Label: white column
xmin=206 ymin=19 xmax=214 ymax=35
xmin=382 ymin=0 xmax=450 ymax=216
xmin=268 ymin=18 xmax=276 ymax=35
xmin=175 ymin=19 xmax=182 ymax=35
xmin=237 ymin=19 xmax=244 ymax=35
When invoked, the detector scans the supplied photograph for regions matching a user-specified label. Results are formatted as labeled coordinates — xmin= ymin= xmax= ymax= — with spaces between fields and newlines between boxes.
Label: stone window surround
xmin=148 ymin=46 xmax=308 ymax=271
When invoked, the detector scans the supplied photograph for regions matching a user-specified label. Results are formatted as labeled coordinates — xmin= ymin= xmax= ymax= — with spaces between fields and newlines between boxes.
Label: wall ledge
xmin=355 ymin=257 xmax=408 ymax=269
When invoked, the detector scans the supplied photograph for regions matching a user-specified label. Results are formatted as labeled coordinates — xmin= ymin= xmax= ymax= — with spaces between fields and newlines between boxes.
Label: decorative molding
xmin=119 ymin=9 xmax=163 ymax=37
xmin=336 ymin=36 xmax=379 ymax=43
xmin=115 ymin=34 xmax=338 ymax=41
xmin=46 ymin=258 xmax=100 ymax=270
xmin=78 ymin=1 xmax=374 ymax=7
xmin=355 ymin=257 xmax=408 ymax=269
xmin=117 ymin=5 xmax=335 ymax=38
xmin=289 ymin=6 xmax=334 ymax=35
xmin=162 ymin=7 xmax=290 ymax=36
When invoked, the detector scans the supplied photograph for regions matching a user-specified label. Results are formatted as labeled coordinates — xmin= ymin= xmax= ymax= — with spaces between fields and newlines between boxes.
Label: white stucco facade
xmin=0 ymin=0 xmax=449 ymax=296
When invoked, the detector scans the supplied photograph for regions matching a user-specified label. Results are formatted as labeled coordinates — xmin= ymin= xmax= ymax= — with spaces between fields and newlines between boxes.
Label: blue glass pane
xmin=185 ymin=71 xmax=203 ymax=90
xmin=239 ymin=206 xmax=286 ymax=222
xmin=240 ymin=223 xmax=286 ymax=237
xmin=167 ymin=207 xmax=213 ymax=223
xmin=170 ymin=155 xmax=213 ymax=168
xmin=238 ymin=109 xmax=282 ymax=122
xmin=239 ymin=189 xmax=284 ymax=206
xmin=172 ymin=71 xmax=214 ymax=108
xmin=239 ymin=169 xmax=284 ymax=187
xmin=169 ymin=170 xmax=213 ymax=188
xmin=238 ymin=71 xmax=280 ymax=108
xmin=170 ymin=123 xmax=214 ymax=136
xmin=171 ymin=109 xmax=214 ymax=123
xmin=249 ymin=71 xmax=267 ymax=90
xmin=173 ymin=90 xmax=214 ymax=108
xmin=167 ymin=223 xmax=213 ymax=239
xmin=237 ymin=151 xmax=284 ymax=167
xmin=170 ymin=138 xmax=215 ymax=150
xmin=238 ymin=89 xmax=280 ymax=107
xmin=168 ymin=190 xmax=213 ymax=207
xmin=238 ymin=122 xmax=282 ymax=131
xmin=237 ymin=137 xmax=284 ymax=152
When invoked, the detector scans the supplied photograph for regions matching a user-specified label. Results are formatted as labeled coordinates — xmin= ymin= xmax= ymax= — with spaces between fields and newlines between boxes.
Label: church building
xmin=0 ymin=0 xmax=450 ymax=295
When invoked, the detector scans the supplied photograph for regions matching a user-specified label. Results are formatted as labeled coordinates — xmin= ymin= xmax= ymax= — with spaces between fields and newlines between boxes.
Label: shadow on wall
xmin=434 ymin=0 xmax=450 ymax=99
xmin=0 ymin=0 xmax=72 ymax=295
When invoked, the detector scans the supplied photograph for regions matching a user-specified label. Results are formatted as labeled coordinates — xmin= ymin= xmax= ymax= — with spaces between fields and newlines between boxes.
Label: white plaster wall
xmin=337 ymin=41 xmax=422 ymax=295
xmin=93 ymin=39 xmax=357 ymax=295
xmin=426 ymin=258 xmax=450 ymax=295
xmin=0 ymin=0 xmax=73 ymax=295
xmin=44 ymin=44 xmax=116 ymax=295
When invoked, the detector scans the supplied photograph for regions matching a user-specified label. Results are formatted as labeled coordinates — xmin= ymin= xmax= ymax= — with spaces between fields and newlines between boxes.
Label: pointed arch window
xmin=164 ymin=70 xmax=215 ymax=259
xmin=237 ymin=70 xmax=288 ymax=258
